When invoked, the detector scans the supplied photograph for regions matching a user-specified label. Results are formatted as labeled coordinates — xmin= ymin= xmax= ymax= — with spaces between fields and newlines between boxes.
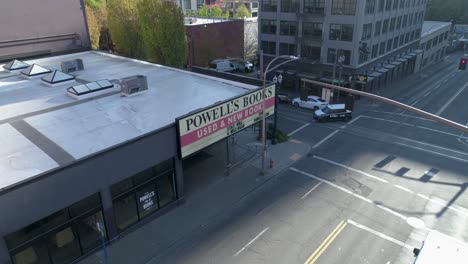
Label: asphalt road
xmin=155 ymin=53 xmax=468 ymax=264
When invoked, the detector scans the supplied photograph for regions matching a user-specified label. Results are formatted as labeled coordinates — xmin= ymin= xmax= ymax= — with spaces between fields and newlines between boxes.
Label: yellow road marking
xmin=289 ymin=153 xmax=302 ymax=161
xmin=304 ymin=220 xmax=347 ymax=264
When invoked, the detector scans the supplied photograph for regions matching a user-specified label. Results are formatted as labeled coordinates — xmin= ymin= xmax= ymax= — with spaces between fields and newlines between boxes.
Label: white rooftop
xmin=0 ymin=51 xmax=256 ymax=191
xmin=422 ymin=21 xmax=451 ymax=37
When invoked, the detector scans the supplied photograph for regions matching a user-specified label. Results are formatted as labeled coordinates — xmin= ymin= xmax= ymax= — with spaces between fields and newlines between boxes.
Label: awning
xmin=319 ymin=77 xmax=348 ymax=85
xmin=297 ymin=73 xmax=319 ymax=80
xmin=403 ymin=55 xmax=413 ymax=59
xmin=369 ymin=72 xmax=382 ymax=77
xmin=390 ymin=61 xmax=402 ymax=66
xmin=383 ymin=64 xmax=396 ymax=69
xmin=396 ymin=58 xmax=407 ymax=62
xmin=377 ymin=67 xmax=390 ymax=73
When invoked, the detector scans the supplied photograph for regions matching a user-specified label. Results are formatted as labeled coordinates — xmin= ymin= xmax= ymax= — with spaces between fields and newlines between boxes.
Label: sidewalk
xmin=78 ymin=130 xmax=310 ymax=264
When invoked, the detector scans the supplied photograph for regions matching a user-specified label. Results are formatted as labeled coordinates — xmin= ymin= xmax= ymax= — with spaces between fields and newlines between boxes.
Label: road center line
xmin=304 ymin=220 xmax=347 ymax=264
xmin=288 ymin=123 xmax=311 ymax=136
xmin=436 ymin=82 xmax=468 ymax=115
xmin=312 ymin=155 xmax=388 ymax=183
xmin=233 ymin=227 xmax=269 ymax=257
xmin=301 ymin=182 xmax=322 ymax=199
xmin=347 ymin=219 xmax=414 ymax=250
xmin=312 ymin=130 xmax=339 ymax=149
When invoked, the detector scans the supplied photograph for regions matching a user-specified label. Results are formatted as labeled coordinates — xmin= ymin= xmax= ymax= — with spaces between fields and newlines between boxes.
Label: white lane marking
xmin=347 ymin=115 xmax=362 ymax=125
xmin=312 ymin=155 xmax=388 ymax=183
xmin=362 ymin=115 xmax=468 ymax=139
xmin=370 ymin=110 xmax=436 ymax=122
xmin=395 ymin=142 xmax=468 ymax=163
xmin=233 ymin=227 xmax=269 ymax=257
xmin=301 ymin=182 xmax=322 ymax=199
xmin=393 ymin=184 xmax=414 ymax=193
xmin=416 ymin=194 xmax=468 ymax=217
xmin=287 ymin=123 xmax=310 ymax=136
xmin=436 ymin=82 xmax=467 ymax=115
xmin=347 ymin=220 xmax=414 ymax=250
xmin=290 ymin=168 xmax=373 ymax=203
xmin=376 ymin=204 xmax=408 ymax=221
xmin=417 ymin=193 xmax=430 ymax=200
xmin=312 ymin=130 xmax=339 ymax=149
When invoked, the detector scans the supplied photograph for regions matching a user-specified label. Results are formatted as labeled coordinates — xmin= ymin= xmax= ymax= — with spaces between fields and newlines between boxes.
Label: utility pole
xmin=258 ymin=50 xmax=263 ymax=140
xmin=331 ymin=49 xmax=338 ymax=103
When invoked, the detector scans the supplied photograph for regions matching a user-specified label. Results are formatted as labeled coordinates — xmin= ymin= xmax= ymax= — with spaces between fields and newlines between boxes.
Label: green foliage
xmin=197 ymin=4 xmax=210 ymax=17
xmin=425 ymin=0 xmax=467 ymax=23
xmin=234 ymin=4 xmax=251 ymax=19
xmin=211 ymin=5 xmax=223 ymax=18
xmin=138 ymin=0 xmax=187 ymax=67
xmin=223 ymin=11 xmax=230 ymax=18
xmin=85 ymin=0 xmax=105 ymax=9
xmin=85 ymin=6 xmax=100 ymax=49
xmin=186 ymin=9 xmax=196 ymax=16
xmin=107 ymin=0 xmax=145 ymax=59
xmin=267 ymin=123 xmax=289 ymax=143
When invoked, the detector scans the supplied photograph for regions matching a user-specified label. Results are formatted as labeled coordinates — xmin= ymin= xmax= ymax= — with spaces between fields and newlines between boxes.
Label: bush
xmin=267 ymin=123 xmax=289 ymax=143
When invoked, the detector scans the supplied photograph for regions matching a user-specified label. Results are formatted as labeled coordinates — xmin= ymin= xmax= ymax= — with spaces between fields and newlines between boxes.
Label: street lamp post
xmin=272 ymin=74 xmax=282 ymax=145
xmin=261 ymin=56 xmax=299 ymax=175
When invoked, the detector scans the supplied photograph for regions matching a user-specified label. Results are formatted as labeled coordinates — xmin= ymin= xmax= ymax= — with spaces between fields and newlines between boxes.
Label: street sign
xmin=357 ymin=74 xmax=367 ymax=82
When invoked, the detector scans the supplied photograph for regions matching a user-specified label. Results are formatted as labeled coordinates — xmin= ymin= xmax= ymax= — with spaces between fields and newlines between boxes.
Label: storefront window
xmin=47 ymin=226 xmax=81 ymax=264
xmin=5 ymin=193 xmax=106 ymax=264
xmin=156 ymin=172 xmax=177 ymax=208
xmin=111 ymin=158 xmax=177 ymax=233
xmin=113 ymin=193 xmax=138 ymax=232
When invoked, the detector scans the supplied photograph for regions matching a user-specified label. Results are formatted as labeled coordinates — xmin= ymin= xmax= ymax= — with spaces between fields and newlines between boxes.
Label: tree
xmin=234 ymin=4 xmax=251 ymax=19
xmin=425 ymin=0 xmax=467 ymax=23
xmin=211 ymin=5 xmax=223 ymax=18
xmin=223 ymin=11 xmax=230 ymax=18
xmin=85 ymin=6 xmax=100 ymax=49
xmin=197 ymin=4 xmax=210 ymax=17
xmin=138 ymin=0 xmax=187 ymax=67
xmin=108 ymin=0 xmax=145 ymax=58
xmin=85 ymin=0 xmax=105 ymax=9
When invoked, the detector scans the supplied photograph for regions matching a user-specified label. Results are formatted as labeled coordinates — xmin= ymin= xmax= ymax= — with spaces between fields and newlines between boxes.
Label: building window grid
xmin=378 ymin=0 xmax=384 ymax=11
xmin=375 ymin=20 xmax=381 ymax=36
xmin=379 ymin=42 xmax=386 ymax=55
xmin=262 ymin=41 xmax=276 ymax=54
xmin=387 ymin=39 xmax=393 ymax=52
xmin=301 ymin=45 xmax=321 ymax=60
xmin=362 ymin=23 xmax=373 ymax=40
xmin=303 ymin=22 xmax=323 ymax=37
xmin=280 ymin=43 xmax=296 ymax=55
xmin=262 ymin=0 xmax=277 ymax=12
xmin=371 ymin=44 xmax=378 ymax=58
xmin=331 ymin=0 xmax=357 ymax=16
xmin=281 ymin=0 xmax=298 ymax=13
xmin=402 ymin=15 xmax=407 ymax=27
xmin=382 ymin=19 xmax=389 ymax=34
xmin=329 ymin=24 xmax=354 ymax=41
xmin=365 ymin=0 xmax=376 ymax=14
xmin=399 ymin=35 xmax=404 ymax=46
xmin=393 ymin=36 xmax=399 ymax=48
xmin=304 ymin=0 xmax=325 ymax=14
xmin=385 ymin=0 xmax=392 ymax=11
xmin=389 ymin=17 xmax=396 ymax=32
xmin=327 ymin=48 xmax=351 ymax=65
xmin=393 ymin=0 xmax=399 ymax=9
xmin=399 ymin=0 xmax=405 ymax=8
xmin=280 ymin=21 xmax=297 ymax=36
xmin=261 ymin=20 xmax=277 ymax=34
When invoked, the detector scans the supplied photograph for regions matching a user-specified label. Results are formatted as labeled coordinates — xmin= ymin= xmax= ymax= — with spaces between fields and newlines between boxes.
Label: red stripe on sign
xmin=181 ymin=97 xmax=275 ymax=147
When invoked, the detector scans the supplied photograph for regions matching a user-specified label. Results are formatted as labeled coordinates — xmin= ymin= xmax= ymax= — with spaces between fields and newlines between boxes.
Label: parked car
xmin=314 ymin=104 xmax=352 ymax=122
xmin=230 ymin=59 xmax=254 ymax=72
xmin=291 ymin=95 xmax=328 ymax=110
xmin=209 ymin=60 xmax=237 ymax=72
xmin=277 ymin=93 xmax=291 ymax=103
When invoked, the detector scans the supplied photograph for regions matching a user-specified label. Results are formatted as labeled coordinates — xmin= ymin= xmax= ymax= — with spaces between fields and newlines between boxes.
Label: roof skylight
xmin=67 ymin=80 xmax=114 ymax=96
xmin=3 ymin=60 xmax=30 ymax=71
xmin=20 ymin=64 xmax=52 ymax=77
xmin=41 ymin=70 xmax=75 ymax=84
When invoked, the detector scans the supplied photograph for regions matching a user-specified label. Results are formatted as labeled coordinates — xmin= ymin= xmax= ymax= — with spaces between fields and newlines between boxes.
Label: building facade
xmin=0 ymin=0 xmax=90 ymax=62
xmin=259 ymin=0 xmax=428 ymax=94
xmin=417 ymin=21 xmax=451 ymax=72
xmin=223 ymin=0 xmax=260 ymax=17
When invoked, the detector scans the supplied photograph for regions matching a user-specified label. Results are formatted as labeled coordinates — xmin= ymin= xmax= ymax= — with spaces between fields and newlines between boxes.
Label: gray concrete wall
xmin=0 ymin=0 xmax=90 ymax=61
xmin=0 ymin=126 xmax=180 ymax=263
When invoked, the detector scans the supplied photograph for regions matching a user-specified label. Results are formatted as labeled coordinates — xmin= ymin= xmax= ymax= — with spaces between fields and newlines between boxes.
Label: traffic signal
xmin=459 ymin=58 xmax=467 ymax=70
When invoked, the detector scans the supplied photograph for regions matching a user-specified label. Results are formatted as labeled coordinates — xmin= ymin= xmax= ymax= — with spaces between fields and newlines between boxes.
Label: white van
xmin=209 ymin=60 xmax=237 ymax=73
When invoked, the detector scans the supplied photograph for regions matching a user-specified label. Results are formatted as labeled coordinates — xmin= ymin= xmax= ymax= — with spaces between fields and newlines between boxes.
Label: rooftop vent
xmin=41 ymin=70 xmax=75 ymax=86
xmin=3 ymin=59 xmax=30 ymax=71
xmin=20 ymin=64 xmax=52 ymax=78
xmin=120 ymin=75 xmax=148 ymax=97
xmin=61 ymin=59 xmax=84 ymax=74
xmin=67 ymin=79 xmax=115 ymax=98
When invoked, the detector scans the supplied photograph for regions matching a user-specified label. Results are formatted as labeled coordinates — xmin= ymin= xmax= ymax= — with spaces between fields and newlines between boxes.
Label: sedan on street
xmin=291 ymin=95 xmax=328 ymax=110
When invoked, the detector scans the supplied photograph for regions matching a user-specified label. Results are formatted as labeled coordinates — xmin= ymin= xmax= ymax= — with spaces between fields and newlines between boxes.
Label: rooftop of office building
xmin=422 ymin=21 xmax=452 ymax=36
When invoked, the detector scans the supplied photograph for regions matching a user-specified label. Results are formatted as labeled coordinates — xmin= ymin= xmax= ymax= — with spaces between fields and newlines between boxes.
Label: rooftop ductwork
xmin=120 ymin=75 xmax=148 ymax=97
